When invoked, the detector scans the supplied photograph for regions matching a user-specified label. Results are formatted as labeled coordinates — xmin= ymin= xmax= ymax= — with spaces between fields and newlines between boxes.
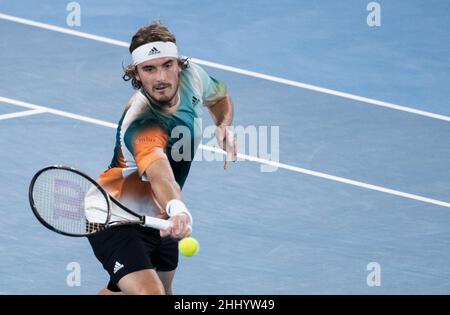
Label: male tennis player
xmin=87 ymin=21 xmax=236 ymax=295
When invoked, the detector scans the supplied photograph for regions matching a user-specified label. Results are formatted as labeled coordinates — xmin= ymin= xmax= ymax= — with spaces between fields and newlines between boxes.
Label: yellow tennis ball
xmin=179 ymin=237 xmax=200 ymax=257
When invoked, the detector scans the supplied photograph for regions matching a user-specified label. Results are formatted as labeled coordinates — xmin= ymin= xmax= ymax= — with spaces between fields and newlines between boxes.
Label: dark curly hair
xmin=122 ymin=21 xmax=189 ymax=89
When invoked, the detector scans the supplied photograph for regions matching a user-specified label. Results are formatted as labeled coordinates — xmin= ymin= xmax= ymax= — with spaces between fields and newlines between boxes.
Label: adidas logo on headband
xmin=132 ymin=41 xmax=178 ymax=65
xmin=148 ymin=47 xmax=161 ymax=56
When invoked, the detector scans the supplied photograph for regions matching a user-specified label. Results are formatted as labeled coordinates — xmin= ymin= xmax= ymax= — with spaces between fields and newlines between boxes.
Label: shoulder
xmin=181 ymin=62 xmax=210 ymax=94
xmin=122 ymin=91 xmax=155 ymax=125
xmin=123 ymin=114 xmax=169 ymax=154
xmin=121 ymin=91 xmax=168 ymax=136
xmin=183 ymin=62 xmax=212 ymax=80
xmin=123 ymin=91 xmax=148 ymax=121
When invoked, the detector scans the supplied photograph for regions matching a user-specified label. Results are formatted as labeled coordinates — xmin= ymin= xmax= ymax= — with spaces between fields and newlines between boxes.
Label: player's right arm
xmin=145 ymin=159 xmax=192 ymax=239
xmin=125 ymin=121 xmax=192 ymax=240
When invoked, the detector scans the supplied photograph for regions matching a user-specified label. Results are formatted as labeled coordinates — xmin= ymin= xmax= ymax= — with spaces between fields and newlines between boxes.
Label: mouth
xmin=154 ymin=84 xmax=170 ymax=93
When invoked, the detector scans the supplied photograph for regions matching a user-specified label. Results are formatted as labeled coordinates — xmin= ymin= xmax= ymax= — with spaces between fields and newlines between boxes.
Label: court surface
xmin=0 ymin=0 xmax=449 ymax=294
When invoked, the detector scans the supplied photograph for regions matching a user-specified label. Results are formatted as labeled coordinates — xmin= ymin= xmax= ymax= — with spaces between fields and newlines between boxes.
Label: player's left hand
xmin=215 ymin=125 xmax=237 ymax=170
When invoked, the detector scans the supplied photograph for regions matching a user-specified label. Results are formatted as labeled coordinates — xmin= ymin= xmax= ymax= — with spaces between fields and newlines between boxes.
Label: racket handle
xmin=143 ymin=216 xmax=171 ymax=230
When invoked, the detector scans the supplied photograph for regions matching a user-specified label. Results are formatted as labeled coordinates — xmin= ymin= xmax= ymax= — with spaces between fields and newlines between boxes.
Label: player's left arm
xmin=205 ymin=94 xmax=237 ymax=170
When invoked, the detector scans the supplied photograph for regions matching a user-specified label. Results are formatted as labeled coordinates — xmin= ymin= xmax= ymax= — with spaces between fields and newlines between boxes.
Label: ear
xmin=135 ymin=67 xmax=141 ymax=81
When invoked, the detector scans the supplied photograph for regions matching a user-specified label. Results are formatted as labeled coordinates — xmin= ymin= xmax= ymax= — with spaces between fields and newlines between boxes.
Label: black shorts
xmin=87 ymin=224 xmax=179 ymax=292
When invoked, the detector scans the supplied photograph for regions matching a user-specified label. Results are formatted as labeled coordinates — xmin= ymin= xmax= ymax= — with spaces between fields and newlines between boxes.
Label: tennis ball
xmin=179 ymin=237 xmax=200 ymax=257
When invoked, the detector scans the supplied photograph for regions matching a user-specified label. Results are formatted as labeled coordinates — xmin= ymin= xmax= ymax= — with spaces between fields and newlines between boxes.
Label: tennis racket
xmin=29 ymin=165 xmax=172 ymax=237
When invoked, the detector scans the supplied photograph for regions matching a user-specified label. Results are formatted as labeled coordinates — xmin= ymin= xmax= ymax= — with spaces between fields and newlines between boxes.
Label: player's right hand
xmin=160 ymin=213 xmax=192 ymax=240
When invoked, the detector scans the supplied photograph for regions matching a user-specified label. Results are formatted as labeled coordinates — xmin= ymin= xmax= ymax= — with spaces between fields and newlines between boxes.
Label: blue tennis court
xmin=0 ymin=0 xmax=449 ymax=294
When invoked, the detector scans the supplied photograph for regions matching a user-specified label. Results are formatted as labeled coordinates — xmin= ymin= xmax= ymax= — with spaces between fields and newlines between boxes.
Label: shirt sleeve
xmin=124 ymin=122 xmax=169 ymax=176
xmin=190 ymin=62 xmax=228 ymax=104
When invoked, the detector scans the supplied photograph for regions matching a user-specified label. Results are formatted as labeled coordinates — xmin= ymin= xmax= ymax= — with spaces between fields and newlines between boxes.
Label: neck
xmin=143 ymin=89 xmax=180 ymax=115
xmin=165 ymin=93 xmax=180 ymax=109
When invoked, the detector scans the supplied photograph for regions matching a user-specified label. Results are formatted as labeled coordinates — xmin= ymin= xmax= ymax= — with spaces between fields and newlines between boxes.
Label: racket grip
xmin=143 ymin=216 xmax=171 ymax=230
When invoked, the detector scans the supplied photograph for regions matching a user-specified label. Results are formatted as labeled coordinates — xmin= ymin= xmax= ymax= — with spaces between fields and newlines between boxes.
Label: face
xmin=135 ymin=57 xmax=181 ymax=108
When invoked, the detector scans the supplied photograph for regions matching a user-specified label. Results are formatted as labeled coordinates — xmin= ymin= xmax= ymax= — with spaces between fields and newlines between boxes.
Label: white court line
xmin=0 ymin=108 xmax=46 ymax=121
xmin=0 ymin=13 xmax=128 ymax=47
xmin=0 ymin=97 xmax=117 ymax=128
xmin=1 ymin=12 xmax=450 ymax=123
xmin=1 ymin=95 xmax=449 ymax=209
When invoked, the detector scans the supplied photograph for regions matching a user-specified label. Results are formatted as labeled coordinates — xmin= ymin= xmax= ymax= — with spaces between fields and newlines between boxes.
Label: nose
xmin=155 ymin=67 xmax=167 ymax=82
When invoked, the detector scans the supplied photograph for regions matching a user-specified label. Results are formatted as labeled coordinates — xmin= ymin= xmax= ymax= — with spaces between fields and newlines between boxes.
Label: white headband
xmin=131 ymin=41 xmax=179 ymax=66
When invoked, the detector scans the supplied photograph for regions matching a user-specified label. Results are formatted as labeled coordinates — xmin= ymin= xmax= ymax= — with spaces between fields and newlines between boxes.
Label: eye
xmin=143 ymin=67 xmax=155 ymax=72
xmin=165 ymin=62 xmax=173 ymax=69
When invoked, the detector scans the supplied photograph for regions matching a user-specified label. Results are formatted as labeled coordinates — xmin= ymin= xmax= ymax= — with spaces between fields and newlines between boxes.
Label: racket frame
xmin=29 ymin=165 xmax=148 ymax=237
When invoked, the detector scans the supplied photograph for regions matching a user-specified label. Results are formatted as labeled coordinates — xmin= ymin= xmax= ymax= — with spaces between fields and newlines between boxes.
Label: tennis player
xmin=88 ymin=21 xmax=237 ymax=295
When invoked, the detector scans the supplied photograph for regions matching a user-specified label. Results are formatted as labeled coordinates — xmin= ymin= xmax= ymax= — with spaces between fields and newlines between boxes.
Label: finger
xmin=227 ymin=144 xmax=234 ymax=160
xmin=224 ymin=143 xmax=229 ymax=170
xmin=182 ymin=224 xmax=192 ymax=238
xmin=224 ymin=143 xmax=234 ymax=170
xmin=177 ymin=224 xmax=192 ymax=240
xmin=215 ymin=129 xmax=226 ymax=151
xmin=216 ymin=138 xmax=225 ymax=151
xmin=173 ymin=227 xmax=188 ymax=240
xmin=178 ymin=219 xmax=186 ymax=235
xmin=171 ymin=215 xmax=188 ymax=238
xmin=171 ymin=227 xmax=181 ymax=240
xmin=160 ymin=227 xmax=171 ymax=237
xmin=172 ymin=221 xmax=183 ymax=237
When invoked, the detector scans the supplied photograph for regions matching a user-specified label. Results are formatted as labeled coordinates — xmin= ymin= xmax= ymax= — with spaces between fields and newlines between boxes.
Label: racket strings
xmin=85 ymin=221 xmax=105 ymax=233
xmin=32 ymin=169 xmax=108 ymax=235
